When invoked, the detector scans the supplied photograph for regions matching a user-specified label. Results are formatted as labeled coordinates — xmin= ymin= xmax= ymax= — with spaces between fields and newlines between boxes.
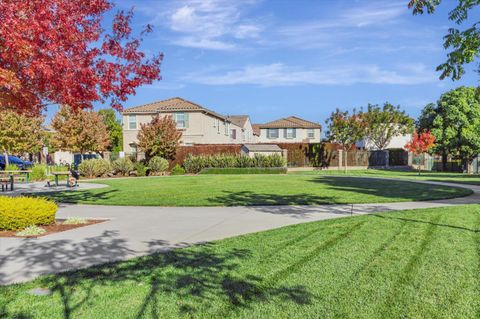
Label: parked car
xmin=0 ymin=155 xmax=33 ymax=170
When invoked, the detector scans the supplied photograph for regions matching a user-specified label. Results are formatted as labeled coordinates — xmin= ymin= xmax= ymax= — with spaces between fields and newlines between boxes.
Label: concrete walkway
xmin=1 ymin=179 xmax=479 ymax=285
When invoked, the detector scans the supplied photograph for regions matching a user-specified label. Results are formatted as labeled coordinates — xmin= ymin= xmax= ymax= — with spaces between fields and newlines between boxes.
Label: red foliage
xmin=0 ymin=0 xmax=162 ymax=115
xmin=404 ymin=130 xmax=436 ymax=156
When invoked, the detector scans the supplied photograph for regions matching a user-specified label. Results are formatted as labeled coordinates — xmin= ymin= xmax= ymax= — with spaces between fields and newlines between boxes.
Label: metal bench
xmin=0 ymin=175 xmax=14 ymax=191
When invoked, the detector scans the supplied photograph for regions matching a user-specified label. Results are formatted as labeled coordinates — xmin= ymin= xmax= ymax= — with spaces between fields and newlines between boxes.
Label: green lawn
xmin=291 ymin=168 xmax=480 ymax=185
xmin=40 ymin=174 xmax=471 ymax=206
xmin=2 ymin=205 xmax=480 ymax=318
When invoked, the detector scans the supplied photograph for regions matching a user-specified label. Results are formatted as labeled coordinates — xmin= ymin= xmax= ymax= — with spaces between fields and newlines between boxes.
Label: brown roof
xmin=252 ymin=124 xmax=261 ymax=136
xmin=227 ymin=115 xmax=249 ymax=128
xmin=122 ymin=97 xmax=227 ymax=120
xmin=255 ymin=116 xmax=321 ymax=129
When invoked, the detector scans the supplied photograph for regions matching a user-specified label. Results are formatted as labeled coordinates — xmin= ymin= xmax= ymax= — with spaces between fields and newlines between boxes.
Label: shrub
xmin=63 ymin=216 xmax=87 ymax=225
xmin=200 ymin=167 xmax=287 ymax=175
xmin=183 ymin=154 xmax=286 ymax=174
xmin=30 ymin=164 xmax=48 ymax=181
xmin=4 ymin=163 xmax=19 ymax=171
xmin=134 ymin=162 xmax=147 ymax=177
xmin=0 ymin=197 xmax=57 ymax=230
xmin=78 ymin=158 xmax=111 ymax=178
xmin=16 ymin=225 xmax=46 ymax=237
xmin=148 ymin=156 xmax=169 ymax=175
xmin=171 ymin=164 xmax=186 ymax=175
xmin=112 ymin=158 xmax=134 ymax=176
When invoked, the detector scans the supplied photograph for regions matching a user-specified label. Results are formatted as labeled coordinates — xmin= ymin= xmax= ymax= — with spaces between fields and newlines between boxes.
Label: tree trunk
xmin=441 ymin=150 xmax=447 ymax=171
xmin=3 ymin=148 xmax=9 ymax=167
xmin=344 ymin=149 xmax=348 ymax=173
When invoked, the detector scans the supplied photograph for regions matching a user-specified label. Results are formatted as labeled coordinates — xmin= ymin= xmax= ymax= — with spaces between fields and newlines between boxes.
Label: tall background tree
xmin=99 ymin=109 xmax=123 ymax=152
xmin=418 ymin=86 xmax=480 ymax=170
xmin=0 ymin=0 xmax=162 ymax=115
xmin=0 ymin=110 xmax=43 ymax=165
xmin=137 ymin=115 xmax=182 ymax=161
xmin=409 ymin=0 xmax=480 ymax=80
xmin=362 ymin=103 xmax=414 ymax=150
xmin=325 ymin=109 xmax=366 ymax=172
xmin=51 ymin=106 xmax=110 ymax=155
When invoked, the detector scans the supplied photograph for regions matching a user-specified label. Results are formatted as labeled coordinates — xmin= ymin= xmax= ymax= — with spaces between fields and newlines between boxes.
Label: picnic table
xmin=2 ymin=170 xmax=32 ymax=183
xmin=51 ymin=171 xmax=73 ymax=187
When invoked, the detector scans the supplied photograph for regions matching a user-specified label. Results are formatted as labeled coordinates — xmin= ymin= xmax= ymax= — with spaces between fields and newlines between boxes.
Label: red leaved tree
xmin=404 ymin=130 xmax=436 ymax=174
xmin=0 ymin=0 xmax=162 ymax=115
xmin=137 ymin=115 xmax=182 ymax=161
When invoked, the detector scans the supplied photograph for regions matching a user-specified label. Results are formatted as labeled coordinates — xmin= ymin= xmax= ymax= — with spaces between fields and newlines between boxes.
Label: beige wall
xmin=122 ymin=112 xmax=245 ymax=153
xmin=256 ymin=128 xmax=321 ymax=143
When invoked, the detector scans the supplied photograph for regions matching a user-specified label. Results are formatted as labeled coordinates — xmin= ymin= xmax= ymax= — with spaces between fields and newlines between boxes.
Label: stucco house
xmin=356 ymin=133 xmax=412 ymax=150
xmin=122 ymin=97 xmax=254 ymax=153
xmin=253 ymin=116 xmax=322 ymax=143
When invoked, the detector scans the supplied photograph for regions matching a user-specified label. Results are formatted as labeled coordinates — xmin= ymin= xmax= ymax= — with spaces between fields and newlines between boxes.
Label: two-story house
xmin=253 ymin=116 xmax=322 ymax=143
xmin=122 ymin=97 xmax=253 ymax=154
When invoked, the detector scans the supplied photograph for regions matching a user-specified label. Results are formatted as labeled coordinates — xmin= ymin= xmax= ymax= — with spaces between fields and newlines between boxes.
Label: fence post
xmin=384 ymin=150 xmax=389 ymax=168
xmin=282 ymin=149 xmax=288 ymax=167
xmin=338 ymin=150 xmax=343 ymax=170
xmin=407 ymin=152 xmax=413 ymax=167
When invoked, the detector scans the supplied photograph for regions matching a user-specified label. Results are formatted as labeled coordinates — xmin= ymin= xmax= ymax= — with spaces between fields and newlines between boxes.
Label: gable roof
xmin=227 ymin=115 xmax=249 ymax=128
xmin=252 ymin=124 xmax=261 ymax=136
xmin=255 ymin=116 xmax=321 ymax=129
xmin=122 ymin=97 xmax=227 ymax=120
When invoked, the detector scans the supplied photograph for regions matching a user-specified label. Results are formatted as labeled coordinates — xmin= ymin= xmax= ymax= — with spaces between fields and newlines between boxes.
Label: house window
xmin=307 ymin=129 xmax=315 ymax=138
xmin=285 ymin=128 xmax=296 ymax=139
xmin=128 ymin=115 xmax=137 ymax=130
xmin=174 ymin=112 xmax=188 ymax=129
xmin=267 ymin=128 xmax=279 ymax=139
xmin=231 ymin=129 xmax=237 ymax=139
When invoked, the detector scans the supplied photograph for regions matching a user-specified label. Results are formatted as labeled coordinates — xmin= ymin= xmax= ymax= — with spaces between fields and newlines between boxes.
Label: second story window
xmin=267 ymin=128 xmax=279 ymax=139
xmin=231 ymin=129 xmax=237 ymax=139
xmin=174 ymin=112 xmax=188 ymax=129
xmin=128 ymin=115 xmax=137 ymax=130
xmin=285 ymin=128 xmax=296 ymax=139
xmin=307 ymin=128 xmax=315 ymax=138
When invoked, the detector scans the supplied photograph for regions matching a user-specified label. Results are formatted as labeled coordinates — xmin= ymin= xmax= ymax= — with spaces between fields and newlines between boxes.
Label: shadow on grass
xmin=372 ymin=214 xmax=480 ymax=233
xmin=0 ymin=234 xmax=312 ymax=319
xmin=34 ymin=189 xmax=119 ymax=205
xmin=307 ymin=176 xmax=469 ymax=201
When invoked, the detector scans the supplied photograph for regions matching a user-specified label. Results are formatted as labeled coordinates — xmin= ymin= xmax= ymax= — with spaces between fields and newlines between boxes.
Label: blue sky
xmin=46 ymin=0 xmax=479 ymax=126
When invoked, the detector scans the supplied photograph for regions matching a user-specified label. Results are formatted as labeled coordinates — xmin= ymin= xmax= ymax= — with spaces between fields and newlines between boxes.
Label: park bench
xmin=0 ymin=174 xmax=14 ymax=191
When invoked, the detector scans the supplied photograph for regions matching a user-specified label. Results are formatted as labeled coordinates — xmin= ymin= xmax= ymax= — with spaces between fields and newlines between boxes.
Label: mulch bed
xmin=0 ymin=219 xmax=107 ymax=238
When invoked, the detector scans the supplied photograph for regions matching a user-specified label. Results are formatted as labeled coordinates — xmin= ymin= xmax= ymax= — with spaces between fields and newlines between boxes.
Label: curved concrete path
xmin=1 ymin=178 xmax=479 ymax=285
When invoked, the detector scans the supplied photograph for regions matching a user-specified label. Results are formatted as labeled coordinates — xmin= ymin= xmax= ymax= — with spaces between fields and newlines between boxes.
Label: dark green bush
xmin=134 ymin=162 xmax=147 ymax=177
xmin=171 ymin=164 xmax=186 ymax=175
xmin=183 ymin=154 xmax=286 ymax=174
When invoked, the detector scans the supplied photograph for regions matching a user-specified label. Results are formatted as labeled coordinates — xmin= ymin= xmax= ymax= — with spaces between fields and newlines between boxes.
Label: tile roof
xmin=227 ymin=115 xmax=249 ymax=128
xmin=122 ymin=97 xmax=227 ymax=120
xmin=255 ymin=116 xmax=322 ymax=129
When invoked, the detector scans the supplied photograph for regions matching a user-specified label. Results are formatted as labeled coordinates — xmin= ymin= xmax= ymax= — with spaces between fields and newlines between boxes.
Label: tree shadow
xmin=209 ymin=191 xmax=336 ymax=207
xmin=33 ymin=189 xmax=119 ymax=204
xmin=372 ymin=214 xmax=480 ymax=233
xmin=1 ymin=237 xmax=313 ymax=318
xmin=307 ymin=176 xmax=467 ymax=201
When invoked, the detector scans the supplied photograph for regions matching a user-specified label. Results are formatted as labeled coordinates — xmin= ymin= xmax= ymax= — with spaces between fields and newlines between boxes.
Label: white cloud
xmin=184 ymin=63 xmax=436 ymax=86
xmin=165 ymin=0 xmax=262 ymax=50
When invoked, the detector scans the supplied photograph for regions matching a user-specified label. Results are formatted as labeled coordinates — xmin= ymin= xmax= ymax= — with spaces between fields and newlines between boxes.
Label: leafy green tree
xmin=98 ymin=109 xmax=123 ymax=152
xmin=325 ymin=109 xmax=366 ymax=172
xmin=0 ymin=110 xmax=43 ymax=165
xmin=409 ymin=0 xmax=480 ymax=80
xmin=418 ymin=86 xmax=480 ymax=170
xmin=362 ymin=103 xmax=414 ymax=150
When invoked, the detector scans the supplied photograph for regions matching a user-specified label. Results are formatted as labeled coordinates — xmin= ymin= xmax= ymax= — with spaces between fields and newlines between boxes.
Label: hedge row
xmin=183 ymin=154 xmax=286 ymax=174
xmin=199 ymin=167 xmax=287 ymax=175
